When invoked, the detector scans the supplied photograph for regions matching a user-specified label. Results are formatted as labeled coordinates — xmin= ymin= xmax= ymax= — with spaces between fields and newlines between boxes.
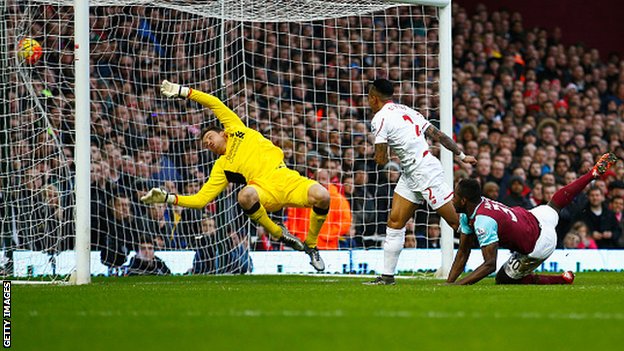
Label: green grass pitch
xmin=14 ymin=272 xmax=623 ymax=351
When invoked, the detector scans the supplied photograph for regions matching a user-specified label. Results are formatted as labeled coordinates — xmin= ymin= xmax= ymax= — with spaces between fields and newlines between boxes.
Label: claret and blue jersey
xmin=459 ymin=197 xmax=541 ymax=254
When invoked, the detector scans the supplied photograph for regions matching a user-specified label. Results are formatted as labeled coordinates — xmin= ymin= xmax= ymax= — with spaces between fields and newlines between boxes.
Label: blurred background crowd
xmin=1 ymin=1 xmax=623 ymax=275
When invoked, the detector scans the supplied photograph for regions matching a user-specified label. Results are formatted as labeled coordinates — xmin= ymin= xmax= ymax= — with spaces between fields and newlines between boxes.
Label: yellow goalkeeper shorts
xmin=248 ymin=166 xmax=317 ymax=212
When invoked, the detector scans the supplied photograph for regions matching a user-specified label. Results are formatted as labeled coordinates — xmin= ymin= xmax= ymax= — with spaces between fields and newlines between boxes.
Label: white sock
xmin=383 ymin=227 xmax=406 ymax=276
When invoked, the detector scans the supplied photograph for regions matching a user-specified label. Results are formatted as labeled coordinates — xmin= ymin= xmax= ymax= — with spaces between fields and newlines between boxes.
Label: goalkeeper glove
xmin=140 ymin=188 xmax=177 ymax=205
xmin=161 ymin=79 xmax=190 ymax=98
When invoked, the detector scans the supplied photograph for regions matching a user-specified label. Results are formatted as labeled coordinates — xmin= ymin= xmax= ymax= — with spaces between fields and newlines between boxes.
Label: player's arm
xmin=374 ymin=143 xmax=389 ymax=165
xmin=424 ymin=125 xmax=477 ymax=165
xmin=175 ymin=169 xmax=229 ymax=209
xmin=454 ymin=242 xmax=498 ymax=285
xmin=160 ymin=80 xmax=245 ymax=130
xmin=141 ymin=162 xmax=229 ymax=209
xmin=370 ymin=114 xmax=389 ymax=166
xmin=447 ymin=232 xmax=475 ymax=283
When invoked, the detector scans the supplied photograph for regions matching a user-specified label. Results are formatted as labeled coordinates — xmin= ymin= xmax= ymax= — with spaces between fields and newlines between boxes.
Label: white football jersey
xmin=370 ymin=102 xmax=432 ymax=174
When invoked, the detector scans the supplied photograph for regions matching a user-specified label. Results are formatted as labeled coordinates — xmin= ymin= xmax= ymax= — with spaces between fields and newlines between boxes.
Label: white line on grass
xmin=27 ymin=309 xmax=622 ymax=320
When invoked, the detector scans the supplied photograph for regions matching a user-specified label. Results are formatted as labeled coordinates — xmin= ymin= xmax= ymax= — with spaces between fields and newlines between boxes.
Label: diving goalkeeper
xmin=141 ymin=80 xmax=329 ymax=271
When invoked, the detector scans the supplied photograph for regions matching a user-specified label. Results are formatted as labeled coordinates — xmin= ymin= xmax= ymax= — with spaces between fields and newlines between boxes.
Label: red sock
xmin=519 ymin=274 xmax=568 ymax=285
xmin=549 ymin=171 xmax=594 ymax=209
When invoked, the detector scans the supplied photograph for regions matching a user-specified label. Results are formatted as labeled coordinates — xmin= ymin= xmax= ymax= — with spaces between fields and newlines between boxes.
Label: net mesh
xmin=1 ymin=0 xmax=442 ymax=278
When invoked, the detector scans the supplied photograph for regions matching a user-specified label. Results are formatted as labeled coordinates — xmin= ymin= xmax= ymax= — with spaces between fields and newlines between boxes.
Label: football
xmin=17 ymin=37 xmax=42 ymax=64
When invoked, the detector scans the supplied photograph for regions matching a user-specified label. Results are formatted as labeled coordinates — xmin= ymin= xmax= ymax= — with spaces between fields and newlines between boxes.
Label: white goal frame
xmin=395 ymin=0 xmax=453 ymax=279
xmin=71 ymin=0 xmax=454 ymax=284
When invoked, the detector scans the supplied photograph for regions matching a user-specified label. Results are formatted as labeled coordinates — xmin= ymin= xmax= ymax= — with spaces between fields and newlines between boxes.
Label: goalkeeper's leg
xmin=304 ymin=183 xmax=330 ymax=248
xmin=238 ymin=186 xmax=305 ymax=251
xmin=302 ymin=183 xmax=330 ymax=271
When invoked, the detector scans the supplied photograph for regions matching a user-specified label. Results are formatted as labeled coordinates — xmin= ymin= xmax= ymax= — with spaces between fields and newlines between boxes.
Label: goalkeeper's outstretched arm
xmin=160 ymin=80 xmax=245 ymax=130
xmin=141 ymin=164 xmax=229 ymax=209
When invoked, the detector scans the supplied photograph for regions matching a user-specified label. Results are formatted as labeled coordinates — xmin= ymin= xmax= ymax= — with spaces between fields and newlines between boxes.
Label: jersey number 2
xmin=402 ymin=115 xmax=421 ymax=136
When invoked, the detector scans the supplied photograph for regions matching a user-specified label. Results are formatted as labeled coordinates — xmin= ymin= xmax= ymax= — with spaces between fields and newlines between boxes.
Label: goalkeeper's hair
xmin=456 ymin=178 xmax=482 ymax=204
xmin=200 ymin=125 xmax=224 ymax=139
xmin=369 ymin=79 xmax=394 ymax=100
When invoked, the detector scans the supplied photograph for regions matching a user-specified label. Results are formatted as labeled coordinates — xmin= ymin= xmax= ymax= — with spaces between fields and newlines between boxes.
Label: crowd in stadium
xmin=3 ymin=2 xmax=624 ymax=274
xmin=447 ymin=3 xmax=624 ymax=250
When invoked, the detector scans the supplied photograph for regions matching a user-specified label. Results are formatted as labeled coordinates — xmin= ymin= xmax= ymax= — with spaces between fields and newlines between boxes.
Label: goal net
xmin=1 ymin=0 xmax=449 ymax=279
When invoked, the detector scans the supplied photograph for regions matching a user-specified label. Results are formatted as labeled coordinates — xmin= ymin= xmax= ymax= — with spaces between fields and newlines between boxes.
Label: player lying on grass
xmin=447 ymin=152 xmax=618 ymax=285
xmin=141 ymin=80 xmax=329 ymax=271
xmin=364 ymin=79 xmax=477 ymax=285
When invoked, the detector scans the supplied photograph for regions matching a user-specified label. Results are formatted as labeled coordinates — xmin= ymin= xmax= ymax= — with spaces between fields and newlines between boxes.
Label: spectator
xmin=41 ymin=184 xmax=69 ymax=251
xmin=132 ymin=179 xmax=151 ymax=220
xmin=305 ymin=151 xmax=322 ymax=179
xmin=147 ymin=134 xmax=181 ymax=183
xmin=608 ymin=181 xmax=624 ymax=200
xmin=90 ymin=161 xmax=112 ymax=250
xmin=527 ymin=162 xmax=543 ymax=185
xmin=554 ymin=157 xmax=571 ymax=185
xmin=569 ymin=221 xmax=598 ymax=249
xmin=100 ymin=192 xmax=145 ymax=268
xmin=286 ymin=169 xmax=352 ymax=250
xmin=221 ymin=228 xmax=252 ymax=274
xmin=169 ymin=181 xmax=205 ymax=249
xmin=16 ymin=169 xmax=49 ymax=251
xmin=142 ymin=203 xmax=172 ymax=243
xmin=190 ymin=215 xmax=223 ymax=274
xmin=609 ymin=196 xmax=624 ymax=247
xmin=458 ymin=124 xmax=478 ymax=144
xmin=487 ymin=160 xmax=509 ymax=194
xmin=348 ymin=168 xmax=377 ymax=247
xmin=475 ymin=158 xmax=492 ymax=185
xmin=500 ymin=176 xmax=532 ymax=209
xmin=579 ymin=187 xmax=621 ymax=248
xmin=404 ymin=218 xmax=417 ymax=248
xmin=375 ymin=162 xmax=401 ymax=235
xmin=127 ymin=236 xmax=171 ymax=275
xmin=404 ymin=233 xmax=416 ymax=248
xmin=562 ymin=232 xmax=581 ymax=249
xmin=542 ymin=184 xmax=557 ymax=204
xmin=482 ymin=181 xmax=500 ymax=200
xmin=418 ymin=217 xmax=441 ymax=249
xmin=528 ymin=182 xmax=544 ymax=207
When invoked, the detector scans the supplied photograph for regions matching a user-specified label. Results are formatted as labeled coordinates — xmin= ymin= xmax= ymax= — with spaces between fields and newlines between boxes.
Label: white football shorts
xmin=394 ymin=153 xmax=453 ymax=210
xmin=503 ymin=205 xmax=559 ymax=279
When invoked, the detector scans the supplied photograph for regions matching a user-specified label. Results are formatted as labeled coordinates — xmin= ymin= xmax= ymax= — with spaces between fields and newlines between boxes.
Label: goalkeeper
xmin=141 ymin=80 xmax=329 ymax=271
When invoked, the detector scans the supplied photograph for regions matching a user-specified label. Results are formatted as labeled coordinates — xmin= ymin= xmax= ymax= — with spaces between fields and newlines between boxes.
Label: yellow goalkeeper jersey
xmin=176 ymin=90 xmax=285 ymax=209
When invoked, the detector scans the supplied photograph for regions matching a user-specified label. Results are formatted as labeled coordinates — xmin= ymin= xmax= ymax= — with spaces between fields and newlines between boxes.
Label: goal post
xmin=390 ymin=0 xmax=453 ymax=278
xmin=5 ymin=0 xmax=454 ymax=281
xmin=74 ymin=0 xmax=91 ymax=285
xmin=438 ymin=0 xmax=453 ymax=279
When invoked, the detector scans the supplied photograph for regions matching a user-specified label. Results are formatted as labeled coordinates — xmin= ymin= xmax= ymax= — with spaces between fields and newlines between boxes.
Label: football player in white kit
xmin=364 ymin=79 xmax=477 ymax=285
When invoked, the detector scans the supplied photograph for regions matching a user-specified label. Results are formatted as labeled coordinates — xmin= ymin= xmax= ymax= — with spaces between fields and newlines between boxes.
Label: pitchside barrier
xmin=10 ymin=249 xmax=624 ymax=277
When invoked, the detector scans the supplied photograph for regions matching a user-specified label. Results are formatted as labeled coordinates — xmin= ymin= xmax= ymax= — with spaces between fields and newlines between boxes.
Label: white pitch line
xmin=23 ymin=308 xmax=624 ymax=321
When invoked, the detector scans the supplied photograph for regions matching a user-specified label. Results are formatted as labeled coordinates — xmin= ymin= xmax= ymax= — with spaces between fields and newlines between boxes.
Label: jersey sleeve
xmin=473 ymin=215 xmax=499 ymax=247
xmin=175 ymin=159 xmax=229 ymax=209
xmin=370 ymin=114 xmax=388 ymax=144
xmin=188 ymin=89 xmax=245 ymax=131
xmin=459 ymin=213 xmax=473 ymax=235
xmin=414 ymin=111 xmax=431 ymax=134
